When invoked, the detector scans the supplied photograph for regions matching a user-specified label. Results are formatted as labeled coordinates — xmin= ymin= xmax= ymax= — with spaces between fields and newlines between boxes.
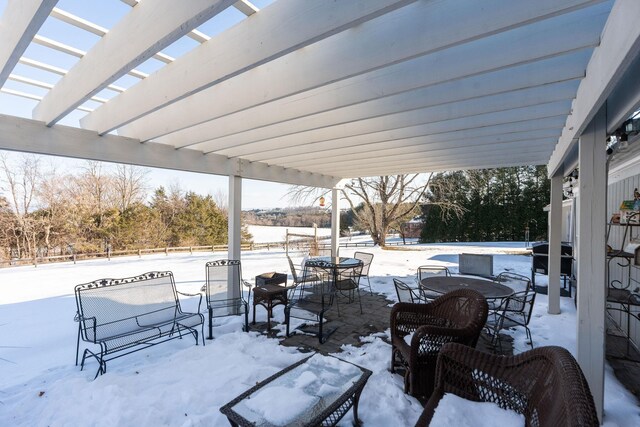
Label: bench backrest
xmin=75 ymin=271 xmax=179 ymax=342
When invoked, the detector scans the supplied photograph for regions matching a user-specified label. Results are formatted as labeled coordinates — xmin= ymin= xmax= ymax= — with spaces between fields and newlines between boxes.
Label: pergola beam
xmin=254 ymin=117 xmax=567 ymax=163
xmin=117 ymin=0 xmax=606 ymax=142
xmin=50 ymin=7 xmax=175 ymax=64
xmin=233 ymin=0 xmax=259 ymax=16
xmin=281 ymin=135 xmax=558 ymax=169
xmin=0 ymin=115 xmax=339 ymax=188
xmin=303 ymin=144 xmax=554 ymax=175
xmin=216 ymin=101 xmax=572 ymax=161
xmin=33 ymin=0 xmax=236 ymax=126
xmin=160 ymin=47 xmax=592 ymax=150
xmin=211 ymin=85 xmax=577 ymax=158
xmin=0 ymin=0 xmax=58 ymax=87
xmin=326 ymin=155 xmax=551 ymax=178
xmin=548 ymin=0 xmax=640 ymax=176
xmin=18 ymin=57 xmax=126 ymax=93
xmin=81 ymin=0 xmax=419 ymax=135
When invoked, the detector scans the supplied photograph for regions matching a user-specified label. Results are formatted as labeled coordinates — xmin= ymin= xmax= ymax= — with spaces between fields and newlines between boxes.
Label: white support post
xmin=548 ymin=173 xmax=563 ymax=314
xmin=228 ymin=175 xmax=242 ymax=301
xmin=331 ymin=187 xmax=340 ymax=258
xmin=576 ymin=106 xmax=606 ymax=423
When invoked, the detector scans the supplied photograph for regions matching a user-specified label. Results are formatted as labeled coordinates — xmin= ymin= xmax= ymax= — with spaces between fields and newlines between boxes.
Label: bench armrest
xmin=177 ymin=290 xmax=203 ymax=313
xmin=75 ymin=313 xmax=98 ymax=342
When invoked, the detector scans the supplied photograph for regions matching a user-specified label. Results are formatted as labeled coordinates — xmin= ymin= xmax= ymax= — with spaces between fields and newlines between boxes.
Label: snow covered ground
xmin=0 ymin=239 xmax=638 ymax=426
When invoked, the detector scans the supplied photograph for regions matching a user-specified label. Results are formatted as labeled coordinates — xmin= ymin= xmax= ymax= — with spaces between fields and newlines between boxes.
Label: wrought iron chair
xmin=393 ymin=278 xmax=424 ymax=303
xmin=487 ymin=272 xmax=536 ymax=351
xmin=334 ymin=262 xmax=364 ymax=315
xmin=416 ymin=343 xmax=599 ymax=427
xmin=417 ymin=265 xmax=450 ymax=301
xmin=287 ymin=255 xmax=320 ymax=288
xmin=285 ymin=259 xmax=338 ymax=343
xmin=353 ymin=251 xmax=374 ymax=295
xmin=390 ymin=289 xmax=488 ymax=400
xmin=204 ymin=260 xmax=250 ymax=339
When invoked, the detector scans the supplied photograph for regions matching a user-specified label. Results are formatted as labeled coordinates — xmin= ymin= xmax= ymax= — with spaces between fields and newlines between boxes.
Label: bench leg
xmin=200 ymin=314 xmax=205 ymax=346
xmin=208 ymin=307 xmax=214 ymax=340
xmin=243 ymin=303 xmax=249 ymax=332
xmin=75 ymin=322 xmax=81 ymax=366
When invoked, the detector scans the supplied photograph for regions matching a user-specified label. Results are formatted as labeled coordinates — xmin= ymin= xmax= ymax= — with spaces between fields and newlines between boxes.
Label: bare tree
xmin=0 ymin=154 xmax=42 ymax=258
xmin=212 ymin=188 xmax=228 ymax=215
xmin=288 ymin=174 xmax=437 ymax=246
xmin=113 ymin=164 xmax=149 ymax=212
xmin=343 ymin=175 xmax=431 ymax=246
xmin=36 ymin=164 xmax=70 ymax=255
xmin=73 ymin=161 xmax=114 ymax=227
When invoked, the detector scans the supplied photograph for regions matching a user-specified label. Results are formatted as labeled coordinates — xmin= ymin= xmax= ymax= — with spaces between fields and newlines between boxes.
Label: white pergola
xmin=1 ymin=0 xmax=640 ymax=422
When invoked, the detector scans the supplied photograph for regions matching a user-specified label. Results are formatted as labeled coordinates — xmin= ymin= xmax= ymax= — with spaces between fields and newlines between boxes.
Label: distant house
xmin=401 ymin=217 xmax=423 ymax=238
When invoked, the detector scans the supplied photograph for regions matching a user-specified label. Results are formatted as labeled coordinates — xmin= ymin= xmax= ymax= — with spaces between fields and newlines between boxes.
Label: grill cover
xmin=531 ymin=242 xmax=573 ymax=276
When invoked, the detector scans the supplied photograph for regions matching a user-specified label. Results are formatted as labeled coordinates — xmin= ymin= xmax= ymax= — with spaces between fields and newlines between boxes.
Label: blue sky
xmin=0 ymin=0 xmax=298 ymax=210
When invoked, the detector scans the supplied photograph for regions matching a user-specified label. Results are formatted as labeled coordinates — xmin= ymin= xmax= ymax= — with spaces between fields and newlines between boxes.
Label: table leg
xmin=352 ymin=389 xmax=364 ymax=426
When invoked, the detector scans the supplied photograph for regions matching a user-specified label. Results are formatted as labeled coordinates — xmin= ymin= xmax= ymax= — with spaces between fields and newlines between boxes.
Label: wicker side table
xmin=253 ymin=272 xmax=288 ymax=331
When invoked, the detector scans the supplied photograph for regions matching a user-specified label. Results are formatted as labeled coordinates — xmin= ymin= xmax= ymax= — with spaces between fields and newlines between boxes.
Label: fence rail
xmin=1 ymin=238 xmax=418 ymax=268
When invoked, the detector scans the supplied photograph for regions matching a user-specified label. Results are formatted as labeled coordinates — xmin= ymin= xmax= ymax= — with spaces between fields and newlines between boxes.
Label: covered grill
xmin=531 ymin=242 xmax=574 ymax=291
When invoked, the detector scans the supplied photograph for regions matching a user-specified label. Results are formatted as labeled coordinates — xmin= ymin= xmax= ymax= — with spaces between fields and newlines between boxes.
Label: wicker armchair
xmin=415 ymin=343 xmax=598 ymax=427
xmin=390 ymin=289 xmax=488 ymax=400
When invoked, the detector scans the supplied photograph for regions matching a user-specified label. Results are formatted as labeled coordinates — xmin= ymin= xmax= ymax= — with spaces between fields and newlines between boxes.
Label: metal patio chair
xmin=285 ymin=259 xmax=338 ymax=343
xmin=204 ymin=259 xmax=250 ymax=339
xmin=393 ymin=278 xmax=423 ymax=303
xmin=417 ymin=265 xmax=450 ymax=301
xmin=353 ymin=251 xmax=374 ymax=295
xmin=487 ymin=272 xmax=536 ymax=351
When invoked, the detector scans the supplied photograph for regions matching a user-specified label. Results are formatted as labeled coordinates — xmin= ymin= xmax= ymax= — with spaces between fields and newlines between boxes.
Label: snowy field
xmin=1 ymin=240 xmax=638 ymax=426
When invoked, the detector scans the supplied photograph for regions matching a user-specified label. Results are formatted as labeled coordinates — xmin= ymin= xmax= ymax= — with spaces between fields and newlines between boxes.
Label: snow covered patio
xmin=1 ymin=243 xmax=638 ymax=426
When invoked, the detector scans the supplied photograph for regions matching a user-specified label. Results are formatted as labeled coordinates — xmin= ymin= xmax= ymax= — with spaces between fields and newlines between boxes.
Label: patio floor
xmin=250 ymin=291 xmax=512 ymax=355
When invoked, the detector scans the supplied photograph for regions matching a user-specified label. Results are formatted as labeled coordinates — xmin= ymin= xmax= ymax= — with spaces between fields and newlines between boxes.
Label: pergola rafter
xmin=80 ymin=0 xmax=419 ymax=135
xmin=116 ymin=0 xmax=606 ymax=142
xmin=33 ymin=0 xmax=237 ymax=126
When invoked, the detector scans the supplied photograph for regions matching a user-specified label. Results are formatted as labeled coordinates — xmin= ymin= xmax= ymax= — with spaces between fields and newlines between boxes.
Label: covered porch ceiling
xmin=0 ymin=0 xmax=636 ymax=187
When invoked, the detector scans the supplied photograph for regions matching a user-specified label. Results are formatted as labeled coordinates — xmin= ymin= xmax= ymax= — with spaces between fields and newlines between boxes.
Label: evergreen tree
xmin=421 ymin=166 xmax=550 ymax=242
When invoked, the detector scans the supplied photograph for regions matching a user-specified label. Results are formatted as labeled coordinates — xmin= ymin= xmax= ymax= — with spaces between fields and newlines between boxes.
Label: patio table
xmin=420 ymin=276 xmax=514 ymax=300
xmin=220 ymin=353 xmax=372 ymax=427
xmin=308 ymin=256 xmax=362 ymax=269
xmin=306 ymin=256 xmax=364 ymax=298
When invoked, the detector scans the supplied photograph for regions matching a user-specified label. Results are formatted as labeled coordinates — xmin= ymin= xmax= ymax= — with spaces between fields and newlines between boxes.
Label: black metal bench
xmin=74 ymin=271 xmax=204 ymax=378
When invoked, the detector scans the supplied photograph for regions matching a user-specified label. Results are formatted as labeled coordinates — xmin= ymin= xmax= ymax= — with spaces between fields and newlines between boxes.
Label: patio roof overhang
xmin=0 ymin=0 xmax=625 ymax=184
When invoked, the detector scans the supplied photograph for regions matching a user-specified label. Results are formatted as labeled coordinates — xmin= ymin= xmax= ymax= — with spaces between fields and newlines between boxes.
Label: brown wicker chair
xmin=415 ymin=343 xmax=599 ymax=427
xmin=390 ymin=289 xmax=488 ymax=400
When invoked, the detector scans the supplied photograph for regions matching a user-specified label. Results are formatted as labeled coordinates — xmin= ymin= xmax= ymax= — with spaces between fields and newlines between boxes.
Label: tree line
xmin=0 ymin=155 xmax=240 ymax=261
xmin=243 ymin=207 xmax=331 ymax=228
xmin=420 ymin=166 xmax=550 ymax=242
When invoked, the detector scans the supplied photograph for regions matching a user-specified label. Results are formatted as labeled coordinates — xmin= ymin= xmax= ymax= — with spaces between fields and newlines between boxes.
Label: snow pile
xmin=430 ymin=393 xmax=525 ymax=427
